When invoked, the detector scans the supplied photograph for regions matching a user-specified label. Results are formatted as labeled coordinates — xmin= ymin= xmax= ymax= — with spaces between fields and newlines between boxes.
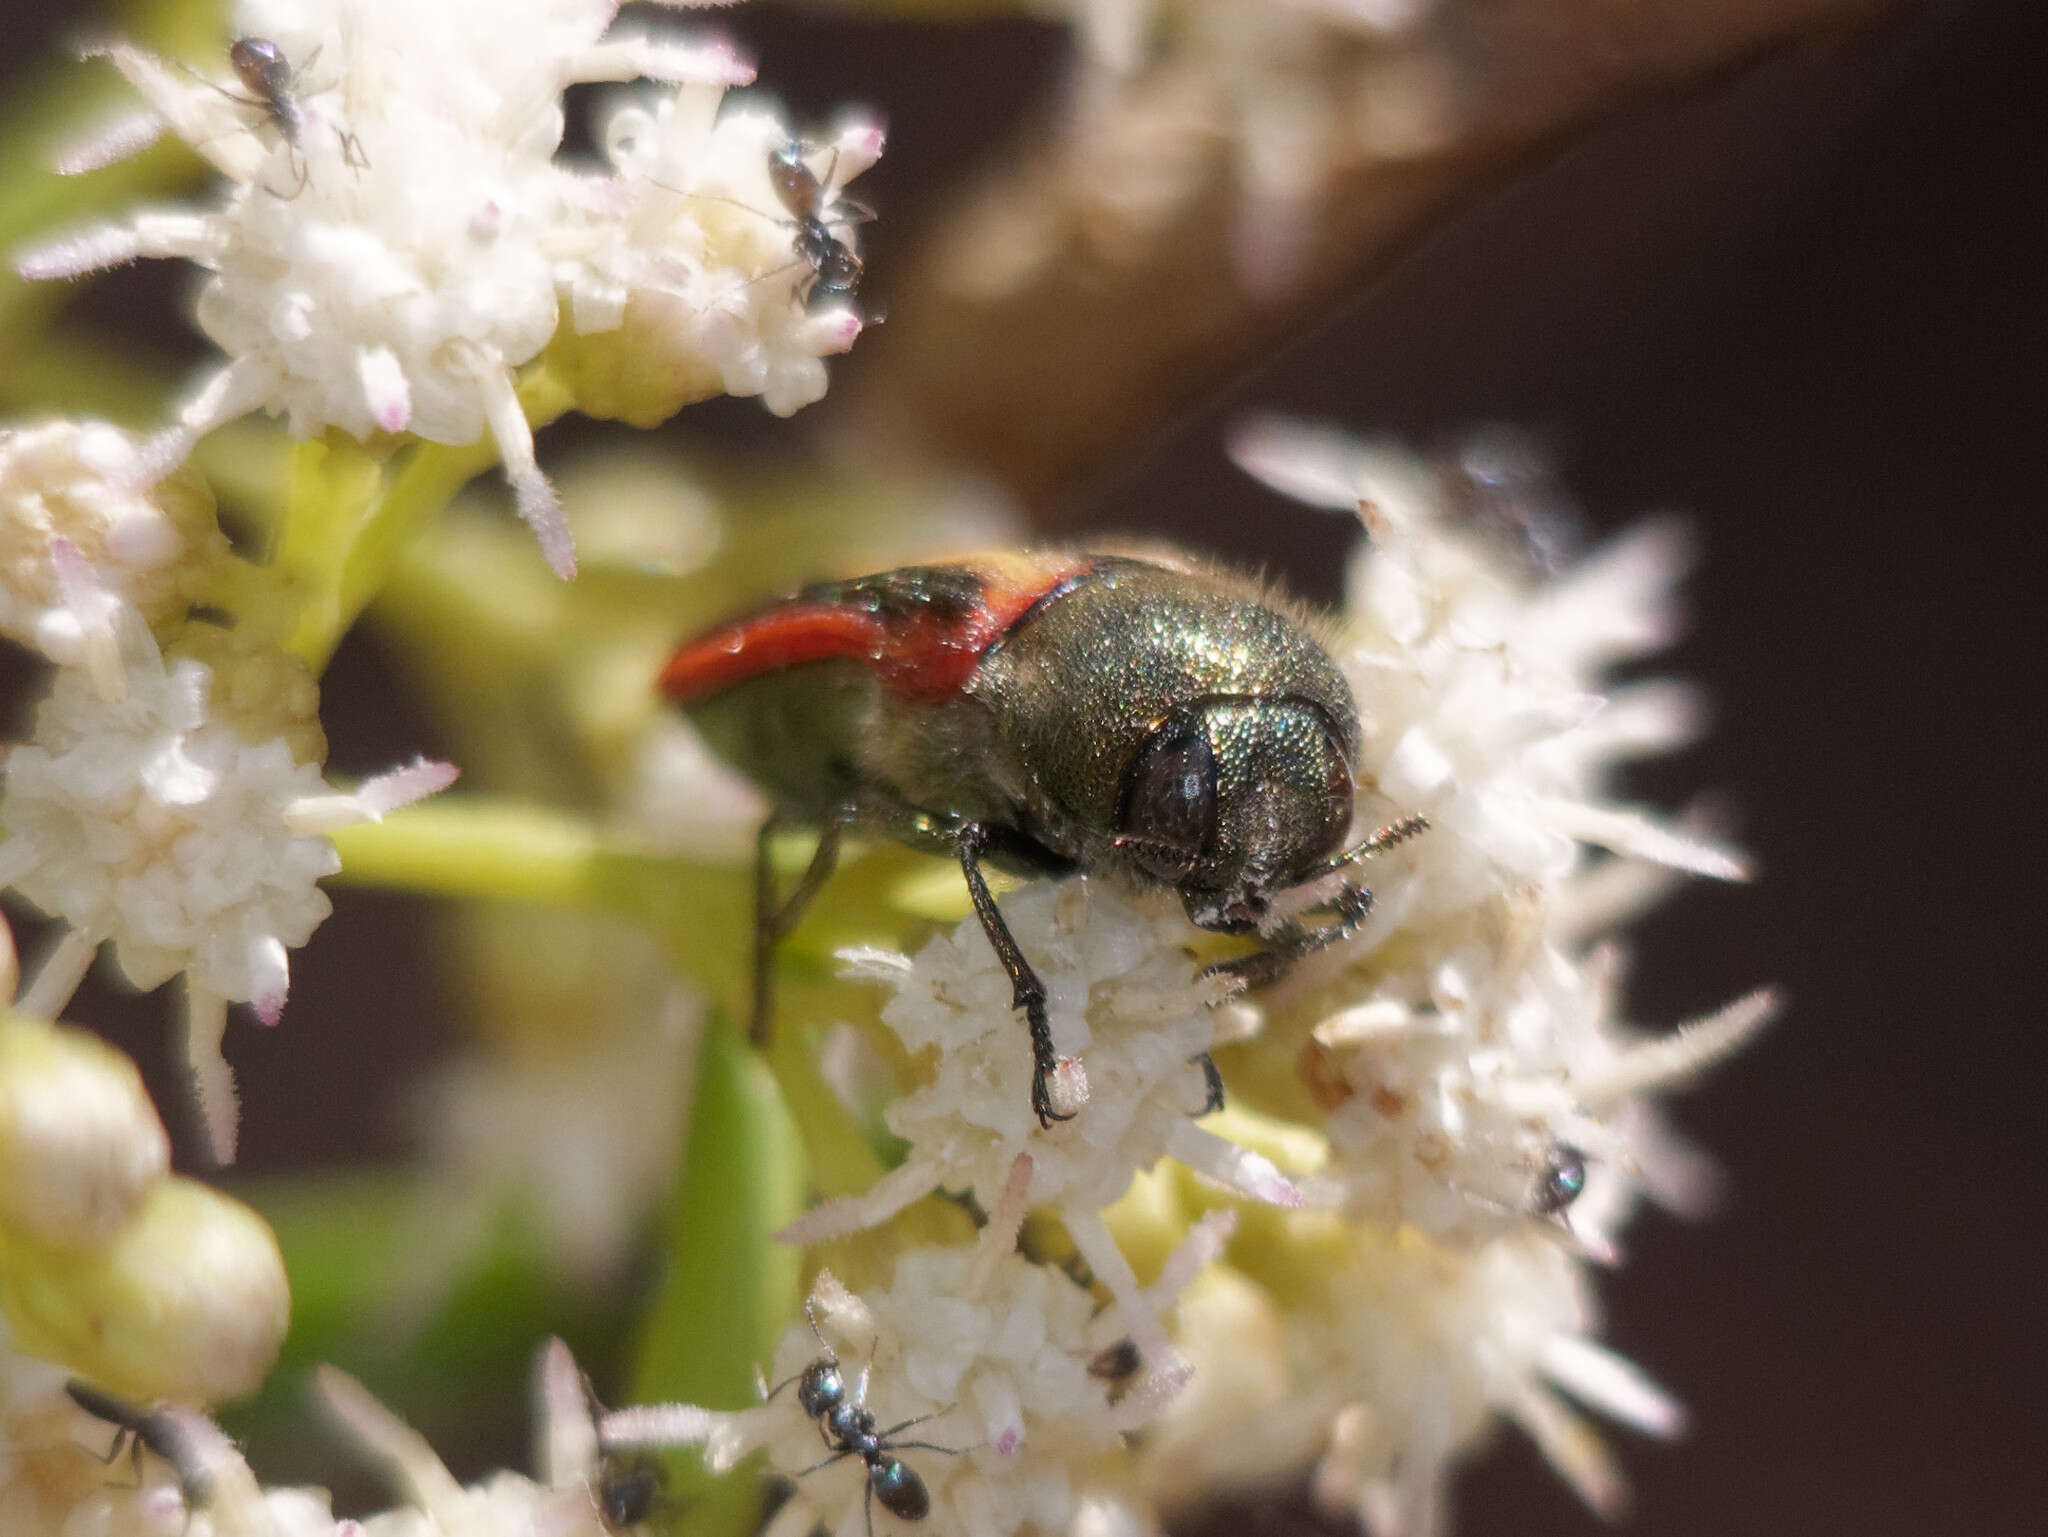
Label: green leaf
xmin=629 ymin=1018 xmax=805 ymax=1537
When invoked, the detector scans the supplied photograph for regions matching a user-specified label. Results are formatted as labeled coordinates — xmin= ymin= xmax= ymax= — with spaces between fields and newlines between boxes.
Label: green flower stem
xmin=272 ymin=437 xmax=387 ymax=657
xmin=329 ymin=798 xmax=751 ymax=1009
xmin=631 ymin=1016 xmax=805 ymax=1537
xmin=290 ymin=366 xmax=576 ymax=672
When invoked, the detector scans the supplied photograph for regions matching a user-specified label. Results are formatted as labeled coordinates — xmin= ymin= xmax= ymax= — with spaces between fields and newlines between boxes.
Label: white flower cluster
xmin=608 ymin=1216 xmax=1231 ymax=1537
xmin=986 ymin=0 xmax=1451 ymax=299
xmin=0 ymin=1333 xmax=629 ymax=1537
xmin=1234 ymin=415 xmax=1755 ymax=1230
xmin=0 ymin=421 xmax=224 ymax=698
xmin=3 ymin=239 xmax=471 ymax=1169
xmin=20 ymin=0 xmax=879 ymax=578
xmin=0 ymin=510 xmax=454 ymax=1161
xmin=1112 ymin=418 xmax=1767 ymax=1533
xmin=789 ymin=878 xmax=1299 ymax=1361
xmin=752 ymin=417 xmax=1764 ymax=1534
xmin=1143 ymin=1227 xmax=1685 ymax=1536
xmin=564 ymin=94 xmax=881 ymax=422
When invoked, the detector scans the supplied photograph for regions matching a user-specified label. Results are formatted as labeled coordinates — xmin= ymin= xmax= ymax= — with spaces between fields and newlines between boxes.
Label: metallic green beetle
xmin=662 ymin=550 xmax=1424 ymax=1126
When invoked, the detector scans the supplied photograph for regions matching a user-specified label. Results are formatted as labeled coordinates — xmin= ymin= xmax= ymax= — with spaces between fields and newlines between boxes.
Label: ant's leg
xmin=956 ymin=823 xmax=1071 ymax=1127
xmin=793 ymin=1448 xmax=855 ymax=1478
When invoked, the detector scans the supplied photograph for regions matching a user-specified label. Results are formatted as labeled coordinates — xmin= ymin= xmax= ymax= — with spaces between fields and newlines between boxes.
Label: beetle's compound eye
xmin=1118 ymin=725 xmax=1217 ymax=881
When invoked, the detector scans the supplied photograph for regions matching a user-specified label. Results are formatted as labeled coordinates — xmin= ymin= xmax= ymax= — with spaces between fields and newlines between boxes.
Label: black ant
xmin=764 ymin=1301 xmax=958 ymax=1535
xmin=764 ymin=141 xmax=871 ymax=312
xmin=1532 ymin=1141 xmax=1589 ymax=1216
xmin=674 ymin=140 xmax=875 ymax=315
xmin=194 ymin=36 xmax=366 ymax=194
xmin=228 ymin=38 xmax=305 ymax=152
xmin=65 ymin=1380 xmax=214 ymax=1516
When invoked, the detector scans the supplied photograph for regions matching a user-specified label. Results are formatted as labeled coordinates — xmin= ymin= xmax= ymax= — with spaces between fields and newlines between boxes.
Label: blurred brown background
xmin=3 ymin=1 xmax=2042 ymax=1535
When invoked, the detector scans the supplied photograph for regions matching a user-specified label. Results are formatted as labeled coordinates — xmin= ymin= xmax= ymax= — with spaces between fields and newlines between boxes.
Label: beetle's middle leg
xmin=750 ymin=807 xmax=852 ymax=1045
xmin=956 ymin=823 xmax=1074 ymax=1128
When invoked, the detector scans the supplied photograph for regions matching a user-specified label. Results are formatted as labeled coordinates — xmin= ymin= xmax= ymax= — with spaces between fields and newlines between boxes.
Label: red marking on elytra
xmin=660 ymin=551 xmax=1094 ymax=704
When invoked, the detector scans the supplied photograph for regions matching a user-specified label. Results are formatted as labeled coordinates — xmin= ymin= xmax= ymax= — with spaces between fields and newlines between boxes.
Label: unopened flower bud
xmin=0 ymin=1016 xmax=169 ymax=1247
xmin=0 ymin=1174 xmax=288 ymax=1405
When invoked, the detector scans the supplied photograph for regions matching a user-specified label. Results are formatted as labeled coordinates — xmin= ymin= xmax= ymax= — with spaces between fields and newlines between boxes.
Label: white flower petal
xmin=1164 ymin=1122 xmax=1302 ymax=1207
xmin=1527 ymin=795 xmax=1750 ymax=880
xmin=182 ymin=983 xmax=239 ymax=1165
xmin=1570 ymin=989 xmax=1779 ymax=1105
xmin=1539 ymin=1335 xmax=1685 ymax=1439
xmin=50 ymin=104 xmax=168 ymax=174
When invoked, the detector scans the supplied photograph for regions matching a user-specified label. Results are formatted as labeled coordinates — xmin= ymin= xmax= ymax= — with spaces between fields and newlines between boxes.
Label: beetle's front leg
xmin=1201 ymin=881 xmax=1375 ymax=995
xmin=956 ymin=823 xmax=1074 ymax=1127
xmin=750 ymin=807 xmax=853 ymax=1046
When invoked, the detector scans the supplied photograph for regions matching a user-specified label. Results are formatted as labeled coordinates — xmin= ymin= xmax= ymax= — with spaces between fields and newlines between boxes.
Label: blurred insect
xmin=765 ymin=1301 xmax=957 ymax=1535
xmin=577 ymin=1376 xmax=668 ymax=1531
xmin=595 ymin=1450 xmax=664 ymax=1530
xmin=1440 ymin=427 xmax=1584 ymax=576
xmin=1532 ymin=1141 xmax=1589 ymax=1216
xmin=663 ymin=551 xmax=1427 ymax=1127
xmin=65 ymin=1381 xmax=214 ymax=1516
xmin=1087 ymin=1338 xmax=1144 ymax=1403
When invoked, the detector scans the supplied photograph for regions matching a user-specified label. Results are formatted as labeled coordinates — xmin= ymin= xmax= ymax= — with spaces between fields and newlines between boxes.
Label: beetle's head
xmin=1113 ymin=697 xmax=1354 ymax=932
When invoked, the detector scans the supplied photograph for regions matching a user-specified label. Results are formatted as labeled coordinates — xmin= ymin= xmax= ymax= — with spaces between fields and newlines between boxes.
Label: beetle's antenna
xmin=1323 ymin=813 xmax=1430 ymax=872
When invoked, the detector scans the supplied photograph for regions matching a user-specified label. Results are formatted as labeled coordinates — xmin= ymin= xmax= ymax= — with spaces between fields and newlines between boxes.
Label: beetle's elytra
xmin=662 ymin=550 xmax=1424 ymax=1126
